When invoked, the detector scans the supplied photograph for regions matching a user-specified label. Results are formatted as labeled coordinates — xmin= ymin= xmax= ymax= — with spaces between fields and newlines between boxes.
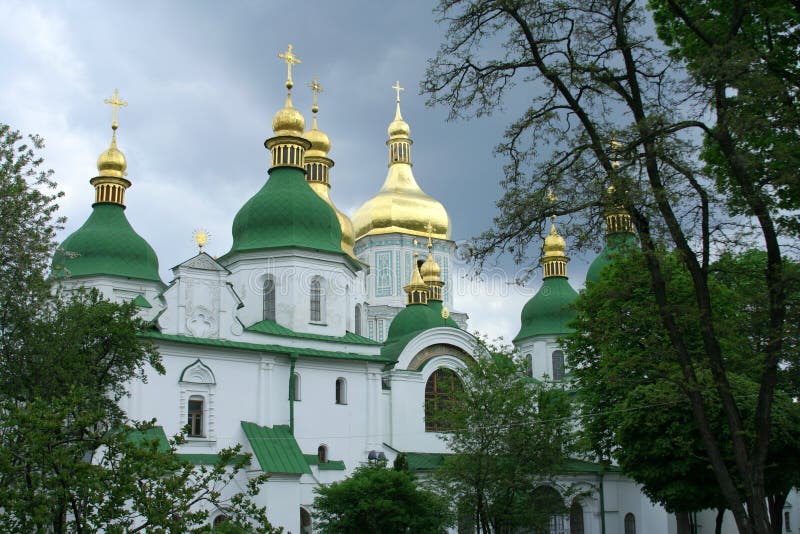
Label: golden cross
xmin=611 ymin=139 xmax=623 ymax=169
xmin=103 ymin=88 xmax=128 ymax=130
xmin=278 ymin=44 xmax=301 ymax=87
xmin=546 ymin=188 xmax=558 ymax=223
xmin=392 ymin=80 xmax=404 ymax=103
xmin=308 ymin=76 xmax=323 ymax=112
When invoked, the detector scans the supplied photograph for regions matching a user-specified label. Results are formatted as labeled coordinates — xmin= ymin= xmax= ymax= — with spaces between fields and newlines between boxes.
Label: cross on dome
xmin=103 ymin=88 xmax=128 ymax=131
xmin=308 ymin=76 xmax=324 ymax=114
xmin=279 ymin=44 xmax=301 ymax=90
xmin=392 ymin=80 xmax=404 ymax=103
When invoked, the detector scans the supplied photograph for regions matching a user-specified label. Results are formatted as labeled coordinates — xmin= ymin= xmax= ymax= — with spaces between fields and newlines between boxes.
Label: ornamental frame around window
xmin=179 ymin=359 xmax=216 ymax=441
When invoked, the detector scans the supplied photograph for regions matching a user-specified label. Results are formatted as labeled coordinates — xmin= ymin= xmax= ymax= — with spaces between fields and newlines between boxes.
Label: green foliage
xmin=0 ymin=126 xmax=278 ymax=532
xmin=435 ymin=341 xmax=576 ymax=533
xmin=565 ymin=249 xmax=800 ymax=513
xmin=312 ymin=462 xmax=452 ymax=534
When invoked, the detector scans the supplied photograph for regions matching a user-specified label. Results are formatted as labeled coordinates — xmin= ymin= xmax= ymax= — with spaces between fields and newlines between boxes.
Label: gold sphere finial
xmin=611 ymin=138 xmax=623 ymax=170
xmin=193 ymin=228 xmax=210 ymax=252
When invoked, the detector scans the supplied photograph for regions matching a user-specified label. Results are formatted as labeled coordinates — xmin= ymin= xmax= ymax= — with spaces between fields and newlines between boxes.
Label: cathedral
xmin=50 ymin=47 xmax=797 ymax=534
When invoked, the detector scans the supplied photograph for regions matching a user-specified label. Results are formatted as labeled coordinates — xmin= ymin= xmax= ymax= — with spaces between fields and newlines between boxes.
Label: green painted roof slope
xmin=246 ymin=319 xmax=380 ymax=345
xmin=178 ymin=453 xmax=250 ymax=465
xmin=386 ymin=304 xmax=441 ymax=343
xmin=228 ymin=166 xmax=343 ymax=256
xmin=143 ymin=331 xmax=393 ymax=363
xmin=303 ymin=454 xmax=346 ymax=470
xmin=52 ymin=203 xmax=162 ymax=283
xmin=241 ymin=422 xmax=311 ymax=475
xmin=514 ymin=276 xmax=578 ymax=342
xmin=586 ymin=232 xmax=637 ymax=285
xmin=403 ymin=452 xmax=451 ymax=474
xmin=127 ymin=426 xmax=170 ymax=453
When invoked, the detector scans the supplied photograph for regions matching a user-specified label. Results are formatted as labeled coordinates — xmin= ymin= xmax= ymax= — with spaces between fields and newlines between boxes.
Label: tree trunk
xmin=716 ymin=508 xmax=725 ymax=534
xmin=676 ymin=511 xmax=692 ymax=534
xmin=769 ymin=493 xmax=787 ymax=534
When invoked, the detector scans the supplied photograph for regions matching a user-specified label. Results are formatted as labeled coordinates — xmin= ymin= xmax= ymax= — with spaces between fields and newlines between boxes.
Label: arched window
xmin=292 ymin=373 xmax=301 ymax=401
xmin=354 ymin=304 xmax=362 ymax=335
xmin=552 ymin=350 xmax=565 ymax=381
xmin=532 ymin=486 xmax=567 ymax=534
xmin=213 ymin=513 xmax=228 ymax=526
xmin=263 ymin=276 xmax=276 ymax=321
xmin=188 ymin=395 xmax=204 ymax=437
xmin=525 ymin=353 xmax=533 ymax=377
xmin=425 ymin=368 xmax=463 ymax=432
xmin=310 ymin=277 xmax=323 ymax=322
xmin=624 ymin=513 xmax=636 ymax=534
xmin=317 ymin=444 xmax=328 ymax=463
xmin=335 ymin=378 xmax=347 ymax=405
xmin=569 ymin=502 xmax=584 ymax=534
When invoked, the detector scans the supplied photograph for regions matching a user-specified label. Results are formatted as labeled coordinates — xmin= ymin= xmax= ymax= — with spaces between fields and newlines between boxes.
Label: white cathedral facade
xmin=50 ymin=55 xmax=797 ymax=534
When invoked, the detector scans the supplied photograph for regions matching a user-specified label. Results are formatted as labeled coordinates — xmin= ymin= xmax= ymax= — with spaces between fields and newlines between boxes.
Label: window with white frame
xmin=335 ymin=377 xmax=347 ymax=405
xmin=179 ymin=359 xmax=216 ymax=440
xmin=292 ymin=372 xmax=301 ymax=401
xmin=310 ymin=277 xmax=323 ymax=322
xmin=354 ymin=304 xmax=362 ymax=335
xmin=624 ymin=513 xmax=636 ymax=534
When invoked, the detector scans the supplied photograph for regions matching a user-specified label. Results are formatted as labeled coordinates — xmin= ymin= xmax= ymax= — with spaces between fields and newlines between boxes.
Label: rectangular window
xmin=786 ymin=511 xmax=791 ymax=532
xmin=188 ymin=398 xmax=204 ymax=437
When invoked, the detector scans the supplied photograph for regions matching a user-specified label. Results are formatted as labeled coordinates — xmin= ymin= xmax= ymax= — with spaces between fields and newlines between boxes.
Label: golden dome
xmin=543 ymin=219 xmax=567 ymax=257
xmin=308 ymin=182 xmax=357 ymax=258
xmin=420 ymin=243 xmax=442 ymax=284
xmin=96 ymin=135 xmax=127 ymax=178
xmin=272 ymin=95 xmax=306 ymax=137
xmin=353 ymin=95 xmax=450 ymax=240
xmin=304 ymin=117 xmax=331 ymax=158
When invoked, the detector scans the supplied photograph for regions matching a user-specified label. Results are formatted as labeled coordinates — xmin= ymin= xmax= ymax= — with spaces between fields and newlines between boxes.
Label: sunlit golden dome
xmin=543 ymin=220 xmax=566 ymax=258
xmin=272 ymin=96 xmax=305 ymax=137
xmin=305 ymin=124 xmax=331 ymax=158
xmin=97 ymin=135 xmax=127 ymax=178
xmin=353 ymin=83 xmax=451 ymax=240
xmin=420 ymin=238 xmax=442 ymax=284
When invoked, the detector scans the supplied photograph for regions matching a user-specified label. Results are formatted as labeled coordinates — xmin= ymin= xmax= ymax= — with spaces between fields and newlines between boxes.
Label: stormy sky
xmin=1 ymin=1 xmax=599 ymax=342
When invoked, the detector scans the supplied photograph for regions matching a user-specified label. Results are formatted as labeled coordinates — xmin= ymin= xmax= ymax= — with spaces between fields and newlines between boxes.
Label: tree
xmin=564 ymin=249 xmax=800 ymax=533
xmin=312 ymin=462 xmax=452 ymax=534
xmin=423 ymin=2 xmax=797 ymax=531
xmin=0 ymin=126 xmax=279 ymax=532
xmin=434 ymin=346 xmax=576 ymax=533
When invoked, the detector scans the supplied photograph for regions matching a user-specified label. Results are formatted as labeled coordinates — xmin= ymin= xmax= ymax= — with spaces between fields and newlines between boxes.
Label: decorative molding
xmin=180 ymin=253 xmax=228 ymax=272
xmin=407 ymin=343 xmax=472 ymax=372
xmin=179 ymin=359 xmax=216 ymax=384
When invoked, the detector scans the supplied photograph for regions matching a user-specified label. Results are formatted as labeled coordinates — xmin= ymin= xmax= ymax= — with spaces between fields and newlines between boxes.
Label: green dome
xmin=386 ymin=304 xmax=441 ymax=343
xmin=514 ymin=277 xmax=578 ymax=343
xmin=427 ymin=300 xmax=459 ymax=329
xmin=51 ymin=203 xmax=161 ymax=283
xmin=228 ymin=166 xmax=343 ymax=256
xmin=586 ymin=232 xmax=637 ymax=285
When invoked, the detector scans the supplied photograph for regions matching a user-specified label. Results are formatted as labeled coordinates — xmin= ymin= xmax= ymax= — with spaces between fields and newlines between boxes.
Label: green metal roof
xmin=126 ymin=425 xmax=170 ymax=453
xmin=514 ymin=276 xmax=578 ymax=343
xmin=142 ymin=331 xmax=393 ymax=364
xmin=246 ymin=319 xmax=380 ymax=345
xmin=240 ymin=422 xmax=311 ymax=475
xmin=403 ymin=452 xmax=451 ymax=474
xmin=303 ymin=454 xmax=346 ymax=471
xmin=563 ymin=458 xmax=619 ymax=474
xmin=132 ymin=294 xmax=152 ymax=308
xmin=51 ymin=203 xmax=162 ymax=283
xmin=178 ymin=453 xmax=250 ymax=466
xmin=227 ymin=165 xmax=344 ymax=257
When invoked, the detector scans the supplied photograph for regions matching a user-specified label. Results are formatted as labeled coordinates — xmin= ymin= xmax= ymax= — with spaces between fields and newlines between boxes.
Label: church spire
xmin=420 ymin=222 xmax=445 ymax=301
xmin=541 ymin=189 xmax=570 ymax=279
xmin=267 ymin=44 xmax=310 ymax=168
xmin=92 ymin=88 xmax=131 ymax=206
xmin=387 ymin=80 xmax=412 ymax=165
xmin=403 ymin=251 xmax=429 ymax=306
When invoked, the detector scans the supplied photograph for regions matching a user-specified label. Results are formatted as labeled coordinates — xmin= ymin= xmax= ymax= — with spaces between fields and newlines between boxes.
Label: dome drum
xmin=90 ymin=176 xmax=131 ymax=206
xmin=266 ymin=135 xmax=311 ymax=169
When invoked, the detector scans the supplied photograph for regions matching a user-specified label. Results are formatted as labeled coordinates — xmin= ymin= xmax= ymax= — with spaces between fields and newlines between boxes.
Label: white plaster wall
xmin=222 ymin=250 xmax=357 ymax=337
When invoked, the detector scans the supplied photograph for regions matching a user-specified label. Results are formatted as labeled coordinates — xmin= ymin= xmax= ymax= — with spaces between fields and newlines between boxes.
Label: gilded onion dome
xmin=303 ymin=77 xmax=358 ymax=261
xmin=352 ymin=82 xmax=451 ymax=240
xmin=52 ymin=90 xmax=161 ymax=284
